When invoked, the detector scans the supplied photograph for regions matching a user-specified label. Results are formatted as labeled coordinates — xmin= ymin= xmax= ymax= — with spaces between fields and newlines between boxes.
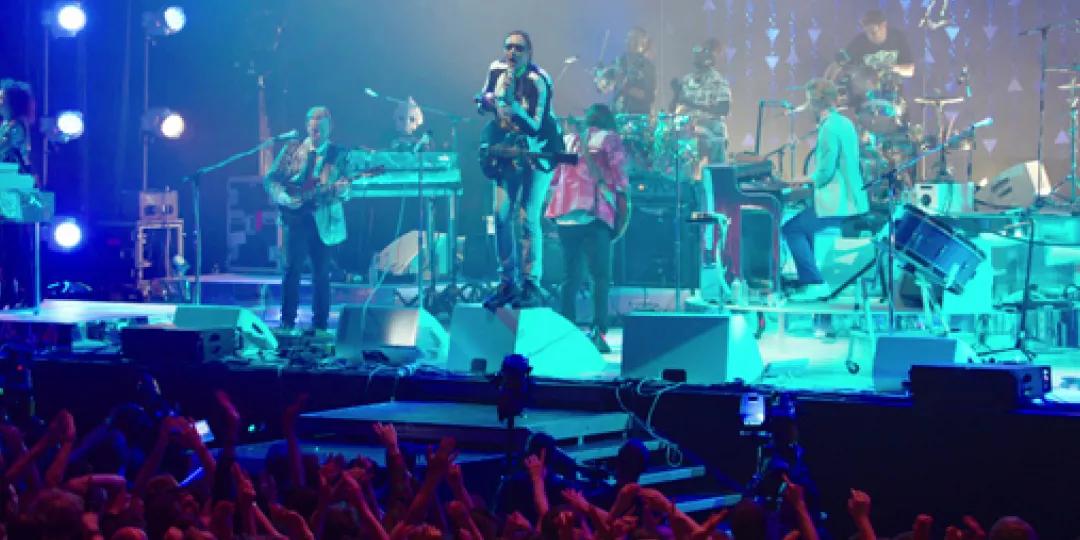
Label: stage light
xmin=52 ymin=219 xmax=83 ymax=250
xmin=143 ymin=6 xmax=186 ymax=37
xmin=55 ymin=111 xmax=84 ymax=139
xmin=163 ymin=7 xmax=186 ymax=33
xmin=51 ymin=3 xmax=86 ymax=36
xmin=142 ymin=108 xmax=185 ymax=139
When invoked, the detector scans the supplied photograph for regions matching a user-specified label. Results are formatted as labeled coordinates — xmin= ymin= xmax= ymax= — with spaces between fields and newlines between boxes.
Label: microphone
xmin=364 ymin=87 xmax=379 ymax=98
xmin=274 ymin=129 xmax=301 ymax=141
xmin=790 ymin=101 xmax=810 ymax=114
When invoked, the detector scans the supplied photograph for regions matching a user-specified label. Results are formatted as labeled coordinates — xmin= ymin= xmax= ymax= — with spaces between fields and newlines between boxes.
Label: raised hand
xmin=847 ymin=489 xmax=871 ymax=521
xmin=446 ymin=462 xmax=465 ymax=489
xmin=638 ymin=487 xmax=674 ymax=514
xmin=50 ymin=409 xmax=76 ymax=445
xmin=561 ymin=488 xmax=590 ymax=513
xmin=912 ymin=514 xmax=934 ymax=540
xmin=282 ymin=393 xmax=308 ymax=435
xmin=215 ymin=390 xmax=241 ymax=442
xmin=232 ymin=463 xmax=256 ymax=506
xmin=504 ymin=511 xmax=533 ymax=536
xmin=425 ymin=436 xmax=458 ymax=478
xmin=523 ymin=447 xmax=546 ymax=480
xmin=372 ymin=422 xmax=399 ymax=449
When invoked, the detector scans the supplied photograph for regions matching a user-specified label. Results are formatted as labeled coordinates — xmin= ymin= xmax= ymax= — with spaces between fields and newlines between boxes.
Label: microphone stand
xmin=181 ymin=136 xmax=283 ymax=304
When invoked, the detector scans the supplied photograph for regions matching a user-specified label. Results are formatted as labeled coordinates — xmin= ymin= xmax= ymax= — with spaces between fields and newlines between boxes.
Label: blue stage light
xmin=55 ymin=3 xmax=86 ymax=35
xmin=55 ymin=111 xmax=84 ymax=140
xmin=162 ymin=6 xmax=186 ymax=33
xmin=53 ymin=219 xmax=83 ymax=250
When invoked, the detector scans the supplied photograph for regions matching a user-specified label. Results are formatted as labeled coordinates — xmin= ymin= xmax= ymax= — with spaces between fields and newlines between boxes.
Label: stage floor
xmin=4 ymin=294 xmax=1078 ymax=404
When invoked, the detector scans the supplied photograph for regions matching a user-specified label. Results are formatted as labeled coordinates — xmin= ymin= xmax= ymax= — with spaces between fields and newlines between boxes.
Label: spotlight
xmin=44 ymin=2 xmax=86 ymax=37
xmin=163 ymin=7 xmax=186 ymax=33
xmin=143 ymin=6 xmax=186 ymax=37
xmin=142 ymin=108 xmax=185 ymax=139
xmin=52 ymin=218 xmax=84 ymax=250
xmin=41 ymin=111 xmax=85 ymax=143
xmin=55 ymin=111 xmax=84 ymax=139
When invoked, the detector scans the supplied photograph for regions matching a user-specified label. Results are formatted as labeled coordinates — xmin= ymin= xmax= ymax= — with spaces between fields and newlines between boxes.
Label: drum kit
xmin=588 ymin=111 xmax=709 ymax=180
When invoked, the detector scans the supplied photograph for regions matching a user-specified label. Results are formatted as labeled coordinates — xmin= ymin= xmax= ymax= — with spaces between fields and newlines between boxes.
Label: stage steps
xmin=236 ymin=400 xmax=739 ymax=516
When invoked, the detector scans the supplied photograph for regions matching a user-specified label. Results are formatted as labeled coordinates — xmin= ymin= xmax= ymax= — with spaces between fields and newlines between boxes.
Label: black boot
xmin=588 ymin=328 xmax=612 ymax=354
xmin=511 ymin=279 xmax=544 ymax=309
xmin=483 ymin=281 xmax=519 ymax=311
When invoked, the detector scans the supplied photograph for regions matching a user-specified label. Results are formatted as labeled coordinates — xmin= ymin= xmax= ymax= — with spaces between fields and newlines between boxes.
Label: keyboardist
xmin=0 ymin=78 xmax=36 ymax=309
xmin=781 ymin=78 xmax=869 ymax=301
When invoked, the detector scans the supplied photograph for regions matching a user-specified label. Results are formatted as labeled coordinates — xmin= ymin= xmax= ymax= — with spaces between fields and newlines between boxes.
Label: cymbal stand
xmin=1066 ymin=85 xmax=1078 ymax=205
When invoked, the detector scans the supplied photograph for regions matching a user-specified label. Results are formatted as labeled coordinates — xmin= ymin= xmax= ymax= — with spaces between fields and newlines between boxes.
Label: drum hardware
xmin=1053 ymin=79 xmax=1078 ymax=205
xmin=982 ymin=19 xmax=1080 ymax=362
xmin=913 ymin=95 xmax=966 ymax=183
xmin=864 ymin=117 xmax=994 ymax=332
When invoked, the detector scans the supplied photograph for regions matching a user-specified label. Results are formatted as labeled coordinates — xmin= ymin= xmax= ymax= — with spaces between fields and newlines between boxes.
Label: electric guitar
xmin=277 ymin=165 xmax=386 ymax=212
xmin=478 ymin=130 xmax=579 ymax=179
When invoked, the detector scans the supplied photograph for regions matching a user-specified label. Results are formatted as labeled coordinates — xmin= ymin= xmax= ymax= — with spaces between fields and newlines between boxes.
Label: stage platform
xmin=3 ymin=292 xmax=1077 ymax=400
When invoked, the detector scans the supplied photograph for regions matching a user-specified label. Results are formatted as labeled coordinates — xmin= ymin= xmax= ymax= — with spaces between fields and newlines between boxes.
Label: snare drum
xmin=888 ymin=204 xmax=985 ymax=294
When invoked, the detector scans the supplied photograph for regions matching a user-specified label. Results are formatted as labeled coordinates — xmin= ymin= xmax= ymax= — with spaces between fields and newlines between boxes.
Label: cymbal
xmin=1046 ymin=64 xmax=1080 ymax=73
xmin=1058 ymin=82 xmax=1080 ymax=91
xmin=913 ymin=96 xmax=965 ymax=106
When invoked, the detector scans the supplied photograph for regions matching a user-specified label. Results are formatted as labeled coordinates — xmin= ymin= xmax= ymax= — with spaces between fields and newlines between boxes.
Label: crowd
xmin=0 ymin=382 xmax=1039 ymax=540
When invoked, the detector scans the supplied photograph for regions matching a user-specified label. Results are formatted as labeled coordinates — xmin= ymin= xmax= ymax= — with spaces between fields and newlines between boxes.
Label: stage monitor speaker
xmin=122 ymin=326 xmax=237 ymax=365
xmin=910 ymin=364 xmax=1051 ymax=411
xmin=979 ymin=161 xmax=1051 ymax=209
xmin=173 ymin=305 xmax=278 ymax=354
xmin=447 ymin=305 xmax=605 ymax=378
xmin=336 ymin=306 xmax=448 ymax=366
xmin=621 ymin=312 xmax=763 ymax=384
xmin=913 ymin=182 xmax=975 ymax=215
xmin=871 ymin=333 xmax=975 ymax=392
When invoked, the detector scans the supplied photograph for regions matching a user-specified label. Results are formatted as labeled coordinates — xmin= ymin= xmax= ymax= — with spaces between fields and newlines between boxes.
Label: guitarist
xmin=545 ymin=104 xmax=629 ymax=353
xmin=265 ymin=106 xmax=350 ymax=333
xmin=476 ymin=30 xmax=563 ymax=310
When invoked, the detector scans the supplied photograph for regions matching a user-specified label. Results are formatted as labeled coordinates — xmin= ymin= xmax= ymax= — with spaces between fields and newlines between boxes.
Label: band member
xmin=673 ymin=39 xmax=732 ymax=168
xmin=783 ymin=79 xmax=870 ymax=301
xmin=0 ymin=79 xmax=36 ymax=310
xmin=595 ymin=27 xmax=656 ymax=115
xmin=546 ymin=104 xmax=629 ymax=353
xmin=265 ymin=106 xmax=351 ymax=332
xmin=476 ymin=30 xmax=563 ymax=310
xmin=388 ymin=96 xmax=432 ymax=153
xmin=825 ymin=9 xmax=915 ymax=82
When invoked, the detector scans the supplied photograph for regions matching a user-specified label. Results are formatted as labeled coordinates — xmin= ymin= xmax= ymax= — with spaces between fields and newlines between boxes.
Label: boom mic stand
xmin=181 ymin=135 xmax=284 ymax=304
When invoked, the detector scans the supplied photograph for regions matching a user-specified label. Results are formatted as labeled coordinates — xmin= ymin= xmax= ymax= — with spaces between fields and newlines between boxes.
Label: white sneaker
xmin=787 ymin=283 xmax=831 ymax=302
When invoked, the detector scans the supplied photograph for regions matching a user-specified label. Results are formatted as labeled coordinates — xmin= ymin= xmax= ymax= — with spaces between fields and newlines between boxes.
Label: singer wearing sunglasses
xmin=476 ymin=30 xmax=564 ymax=310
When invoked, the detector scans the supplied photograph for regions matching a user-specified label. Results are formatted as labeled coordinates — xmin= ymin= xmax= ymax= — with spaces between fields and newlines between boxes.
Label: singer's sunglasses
xmin=504 ymin=43 xmax=527 ymax=52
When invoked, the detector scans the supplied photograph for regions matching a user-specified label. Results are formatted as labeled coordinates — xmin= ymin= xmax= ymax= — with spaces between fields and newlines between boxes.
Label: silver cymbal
xmin=913 ymin=96 xmax=965 ymax=106
xmin=1046 ymin=64 xmax=1080 ymax=73
xmin=1058 ymin=82 xmax=1080 ymax=91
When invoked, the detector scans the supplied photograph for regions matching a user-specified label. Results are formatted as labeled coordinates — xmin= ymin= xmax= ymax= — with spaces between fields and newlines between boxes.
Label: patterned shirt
xmin=546 ymin=128 xmax=629 ymax=229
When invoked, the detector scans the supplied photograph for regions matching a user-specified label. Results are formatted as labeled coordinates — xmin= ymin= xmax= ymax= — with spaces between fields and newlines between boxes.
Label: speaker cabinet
xmin=173 ymin=305 xmax=278 ymax=353
xmin=447 ymin=305 xmax=605 ymax=378
xmin=871 ymin=333 xmax=975 ymax=392
xmin=621 ymin=312 xmax=763 ymax=384
xmin=336 ymin=306 xmax=448 ymax=366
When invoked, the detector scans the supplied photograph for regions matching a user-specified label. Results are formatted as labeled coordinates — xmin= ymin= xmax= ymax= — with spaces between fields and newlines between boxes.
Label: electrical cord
xmin=614 ymin=379 xmax=684 ymax=467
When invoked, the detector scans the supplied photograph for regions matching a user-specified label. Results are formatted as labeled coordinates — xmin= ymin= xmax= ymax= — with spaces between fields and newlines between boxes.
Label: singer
xmin=476 ymin=30 xmax=563 ymax=310
xmin=264 ymin=106 xmax=351 ymax=334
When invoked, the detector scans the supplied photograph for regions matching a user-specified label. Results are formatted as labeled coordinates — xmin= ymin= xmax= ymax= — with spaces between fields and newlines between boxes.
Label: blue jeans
xmin=495 ymin=167 xmax=552 ymax=284
xmin=781 ymin=207 xmax=846 ymax=285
